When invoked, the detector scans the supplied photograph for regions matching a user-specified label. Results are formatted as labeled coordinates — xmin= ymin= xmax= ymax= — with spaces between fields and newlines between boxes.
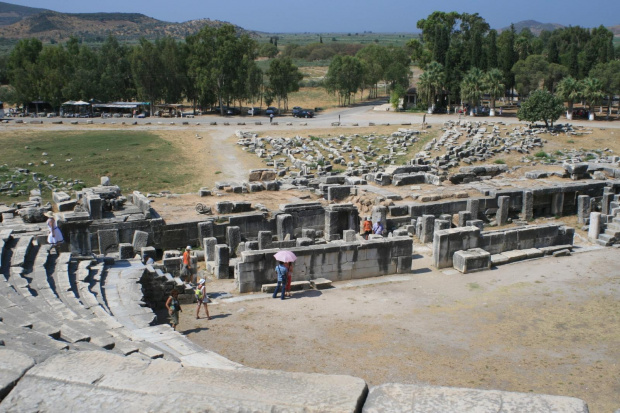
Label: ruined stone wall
xmin=432 ymin=224 xmax=574 ymax=269
xmin=236 ymin=237 xmax=413 ymax=293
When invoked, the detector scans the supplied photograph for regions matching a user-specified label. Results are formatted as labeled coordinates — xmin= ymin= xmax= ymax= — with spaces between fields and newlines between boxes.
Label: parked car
xmin=248 ymin=107 xmax=262 ymax=116
xmin=291 ymin=106 xmax=302 ymax=117
xmin=298 ymin=109 xmax=314 ymax=118
xmin=225 ymin=107 xmax=241 ymax=116
xmin=265 ymin=107 xmax=279 ymax=116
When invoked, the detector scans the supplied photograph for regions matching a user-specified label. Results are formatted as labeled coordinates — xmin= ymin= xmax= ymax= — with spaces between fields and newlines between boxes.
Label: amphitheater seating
xmin=0 ymin=233 xmax=594 ymax=412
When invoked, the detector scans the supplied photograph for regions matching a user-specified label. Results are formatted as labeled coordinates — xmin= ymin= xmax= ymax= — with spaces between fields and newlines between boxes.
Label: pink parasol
xmin=274 ymin=250 xmax=297 ymax=263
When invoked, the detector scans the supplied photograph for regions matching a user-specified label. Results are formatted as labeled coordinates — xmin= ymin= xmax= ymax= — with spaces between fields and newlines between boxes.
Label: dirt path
xmin=182 ymin=248 xmax=620 ymax=413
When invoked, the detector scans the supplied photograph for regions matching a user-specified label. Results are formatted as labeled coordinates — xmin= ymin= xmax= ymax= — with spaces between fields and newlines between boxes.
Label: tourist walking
xmin=44 ymin=211 xmax=63 ymax=253
xmin=195 ymin=279 xmax=211 ymax=320
xmin=166 ymin=289 xmax=182 ymax=331
xmin=181 ymin=246 xmax=192 ymax=283
xmin=272 ymin=261 xmax=288 ymax=300
xmin=285 ymin=262 xmax=294 ymax=297
xmin=269 ymin=113 xmax=274 ymax=124
xmin=362 ymin=216 xmax=373 ymax=240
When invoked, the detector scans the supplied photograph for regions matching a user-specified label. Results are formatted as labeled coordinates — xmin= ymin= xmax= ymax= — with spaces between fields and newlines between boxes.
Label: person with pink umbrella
xmin=272 ymin=250 xmax=297 ymax=300
xmin=272 ymin=261 xmax=288 ymax=300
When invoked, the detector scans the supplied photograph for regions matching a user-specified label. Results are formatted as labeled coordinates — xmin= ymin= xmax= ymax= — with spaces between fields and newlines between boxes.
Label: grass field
xmin=0 ymin=130 xmax=193 ymax=201
xmin=258 ymin=32 xmax=418 ymax=47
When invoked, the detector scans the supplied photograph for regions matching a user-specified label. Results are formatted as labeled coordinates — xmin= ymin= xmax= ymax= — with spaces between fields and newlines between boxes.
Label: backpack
xmin=195 ymin=287 xmax=203 ymax=300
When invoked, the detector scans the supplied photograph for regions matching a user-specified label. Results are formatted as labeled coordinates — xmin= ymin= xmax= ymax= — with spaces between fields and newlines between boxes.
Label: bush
xmin=534 ymin=151 xmax=549 ymax=158
xmin=494 ymin=159 xmax=506 ymax=164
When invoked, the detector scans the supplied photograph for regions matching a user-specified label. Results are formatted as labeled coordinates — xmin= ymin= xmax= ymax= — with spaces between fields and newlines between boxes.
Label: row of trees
xmin=409 ymin=11 xmax=619 ymax=112
xmin=324 ymin=45 xmax=412 ymax=106
xmin=3 ymin=25 xmax=305 ymax=115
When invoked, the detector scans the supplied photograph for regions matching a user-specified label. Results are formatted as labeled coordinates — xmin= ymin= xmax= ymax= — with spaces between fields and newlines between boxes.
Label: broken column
xmin=466 ymin=199 xmax=479 ymax=220
xmin=204 ymin=237 xmax=217 ymax=261
xmin=420 ymin=214 xmax=435 ymax=243
xmin=577 ymin=195 xmax=591 ymax=224
xmin=602 ymin=192 xmax=613 ymax=216
xmin=551 ymin=192 xmax=564 ymax=216
xmin=588 ymin=212 xmax=601 ymax=240
xmin=258 ymin=231 xmax=273 ymax=250
xmin=214 ymin=244 xmax=229 ymax=279
xmin=371 ymin=206 xmax=388 ymax=231
xmin=458 ymin=211 xmax=472 ymax=227
xmin=197 ymin=221 xmax=214 ymax=246
xmin=226 ymin=226 xmax=241 ymax=255
xmin=522 ymin=190 xmax=533 ymax=221
xmin=434 ymin=219 xmax=450 ymax=232
xmin=276 ymin=214 xmax=293 ymax=240
xmin=497 ymin=196 xmax=510 ymax=226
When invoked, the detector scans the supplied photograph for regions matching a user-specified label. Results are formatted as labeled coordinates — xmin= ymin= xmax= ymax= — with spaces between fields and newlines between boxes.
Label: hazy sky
xmin=8 ymin=0 xmax=620 ymax=32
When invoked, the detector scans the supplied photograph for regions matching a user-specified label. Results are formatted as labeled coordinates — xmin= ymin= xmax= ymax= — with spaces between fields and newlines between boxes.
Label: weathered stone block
xmin=132 ymin=230 xmax=149 ymax=250
xmin=453 ymin=248 xmax=491 ymax=273
xmin=97 ymin=229 xmax=119 ymax=255
xmin=118 ymin=243 xmax=134 ymax=259
xmin=497 ymin=196 xmax=510 ymax=226
xmin=204 ymin=237 xmax=217 ymax=262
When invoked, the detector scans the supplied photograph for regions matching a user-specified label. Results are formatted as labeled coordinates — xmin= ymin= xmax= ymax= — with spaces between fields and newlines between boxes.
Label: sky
xmin=7 ymin=0 xmax=620 ymax=32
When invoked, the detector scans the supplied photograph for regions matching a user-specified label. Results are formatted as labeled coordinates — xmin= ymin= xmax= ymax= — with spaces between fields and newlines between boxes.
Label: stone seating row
xmin=0 ymin=348 xmax=591 ymax=412
xmin=1 ymin=236 xmax=166 ymax=360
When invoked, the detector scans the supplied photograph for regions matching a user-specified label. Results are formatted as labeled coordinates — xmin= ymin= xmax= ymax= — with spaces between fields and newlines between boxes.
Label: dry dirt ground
xmin=181 ymin=247 xmax=620 ymax=413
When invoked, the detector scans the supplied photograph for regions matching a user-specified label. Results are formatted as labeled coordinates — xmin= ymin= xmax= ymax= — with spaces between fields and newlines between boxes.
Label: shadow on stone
xmin=290 ymin=290 xmax=323 ymax=299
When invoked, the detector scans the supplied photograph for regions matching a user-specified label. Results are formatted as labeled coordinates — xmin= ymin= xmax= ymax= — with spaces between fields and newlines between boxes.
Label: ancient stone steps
xmin=103 ymin=261 xmax=156 ymax=330
xmin=0 ymin=325 xmax=69 ymax=363
xmin=363 ymin=383 xmax=589 ymax=413
xmin=0 ymin=350 xmax=368 ymax=412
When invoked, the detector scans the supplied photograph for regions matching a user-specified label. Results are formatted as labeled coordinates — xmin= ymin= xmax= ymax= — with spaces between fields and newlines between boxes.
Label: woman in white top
xmin=45 ymin=211 xmax=64 ymax=252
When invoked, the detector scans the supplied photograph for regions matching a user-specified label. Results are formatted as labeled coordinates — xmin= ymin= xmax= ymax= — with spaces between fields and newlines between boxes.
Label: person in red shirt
xmin=362 ymin=217 xmax=373 ymax=240
xmin=181 ymin=246 xmax=192 ymax=283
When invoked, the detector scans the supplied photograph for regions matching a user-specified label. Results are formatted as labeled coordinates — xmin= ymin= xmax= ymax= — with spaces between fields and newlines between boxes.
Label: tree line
xmin=1 ymin=25 xmax=305 ymax=115
xmin=409 ymin=11 xmax=620 ymax=119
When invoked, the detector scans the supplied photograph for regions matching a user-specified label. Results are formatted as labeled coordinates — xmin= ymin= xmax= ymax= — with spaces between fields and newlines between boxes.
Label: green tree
xmin=99 ymin=36 xmax=133 ymax=102
xmin=324 ymin=55 xmax=364 ymax=106
xmin=460 ymin=67 xmax=485 ymax=115
xmin=485 ymin=29 xmax=498 ymax=69
xmin=484 ymin=68 xmax=504 ymax=116
xmin=258 ymin=42 xmax=278 ymax=58
xmin=38 ymin=44 xmax=70 ymax=111
xmin=589 ymin=61 xmax=620 ymax=116
xmin=157 ymin=37 xmax=186 ymax=104
xmin=512 ymin=54 xmax=549 ymax=98
xmin=64 ymin=44 xmax=100 ymax=101
xmin=581 ymin=76 xmax=605 ymax=119
xmin=186 ymin=25 xmax=257 ymax=114
xmin=555 ymin=76 xmax=582 ymax=119
xmin=517 ymin=89 xmax=564 ymax=127
xmin=7 ymin=38 xmax=43 ymax=106
xmin=390 ymin=84 xmax=406 ymax=110
xmin=131 ymin=38 xmax=163 ymax=114
xmin=418 ymin=61 xmax=444 ymax=111
xmin=266 ymin=57 xmax=303 ymax=111
xmin=497 ymin=25 xmax=517 ymax=98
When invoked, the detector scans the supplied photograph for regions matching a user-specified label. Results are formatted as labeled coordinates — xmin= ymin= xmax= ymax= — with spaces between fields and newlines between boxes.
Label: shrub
xmin=494 ymin=159 xmax=506 ymax=164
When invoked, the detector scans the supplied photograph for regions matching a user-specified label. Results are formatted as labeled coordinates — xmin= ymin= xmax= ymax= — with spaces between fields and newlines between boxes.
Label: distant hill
xmin=0 ymin=2 xmax=258 ymax=42
xmin=609 ymin=25 xmax=620 ymax=36
xmin=0 ymin=1 xmax=47 ymax=26
xmin=502 ymin=20 xmax=565 ymax=35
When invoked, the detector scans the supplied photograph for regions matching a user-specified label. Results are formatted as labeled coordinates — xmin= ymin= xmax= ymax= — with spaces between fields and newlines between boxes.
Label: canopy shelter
xmin=153 ymin=103 xmax=184 ymax=117
xmin=91 ymin=102 xmax=150 ymax=117
xmin=61 ymin=100 xmax=92 ymax=117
